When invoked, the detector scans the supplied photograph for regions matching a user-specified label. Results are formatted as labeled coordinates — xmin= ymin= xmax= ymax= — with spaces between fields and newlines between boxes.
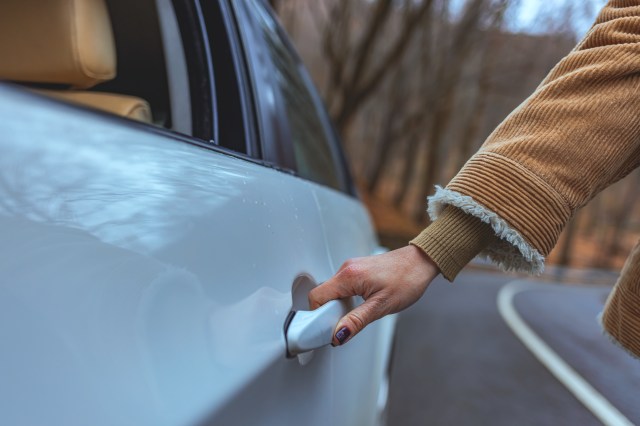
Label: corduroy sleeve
xmin=416 ymin=0 xmax=640 ymax=276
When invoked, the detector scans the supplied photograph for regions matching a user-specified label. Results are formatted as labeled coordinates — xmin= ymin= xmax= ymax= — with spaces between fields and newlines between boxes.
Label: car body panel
xmin=313 ymin=185 xmax=397 ymax=425
xmin=0 ymin=84 xmax=392 ymax=425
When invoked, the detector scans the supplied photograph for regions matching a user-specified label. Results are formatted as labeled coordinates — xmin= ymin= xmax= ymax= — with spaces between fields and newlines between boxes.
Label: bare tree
xmin=320 ymin=0 xmax=435 ymax=135
xmin=403 ymin=0 xmax=506 ymax=221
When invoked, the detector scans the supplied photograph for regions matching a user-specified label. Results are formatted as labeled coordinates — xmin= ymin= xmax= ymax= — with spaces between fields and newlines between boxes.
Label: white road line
xmin=497 ymin=281 xmax=634 ymax=426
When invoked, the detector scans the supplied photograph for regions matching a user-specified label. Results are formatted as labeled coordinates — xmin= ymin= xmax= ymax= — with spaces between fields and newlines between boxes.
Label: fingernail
xmin=335 ymin=327 xmax=351 ymax=345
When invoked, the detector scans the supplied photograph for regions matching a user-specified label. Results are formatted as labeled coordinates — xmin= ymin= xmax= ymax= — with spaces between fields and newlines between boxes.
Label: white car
xmin=0 ymin=0 xmax=396 ymax=425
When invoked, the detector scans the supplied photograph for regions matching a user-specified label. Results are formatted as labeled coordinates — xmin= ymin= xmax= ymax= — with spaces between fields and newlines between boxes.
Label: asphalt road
xmin=386 ymin=270 xmax=640 ymax=426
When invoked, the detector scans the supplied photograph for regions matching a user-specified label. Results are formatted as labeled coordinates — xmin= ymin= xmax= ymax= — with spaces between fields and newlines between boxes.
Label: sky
xmin=506 ymin=0 xmax=607 ymax=37
xmin=448 ymin=0 xmax=607 ymax=38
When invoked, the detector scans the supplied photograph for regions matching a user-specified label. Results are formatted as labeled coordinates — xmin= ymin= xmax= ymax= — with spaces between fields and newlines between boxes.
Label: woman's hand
xmin=308 ymin=244 xmax=440 ymax=346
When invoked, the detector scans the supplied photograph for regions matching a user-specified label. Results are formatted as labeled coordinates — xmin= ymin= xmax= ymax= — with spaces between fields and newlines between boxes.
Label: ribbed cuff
xmin=448 ymin=152 xmax=571 ymax=256
xmin=410 ymin=205 xmax=497 ymax=281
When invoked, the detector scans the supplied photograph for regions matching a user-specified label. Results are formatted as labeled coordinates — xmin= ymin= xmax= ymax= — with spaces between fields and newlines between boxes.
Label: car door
xmin=0 ymin=0 xmax=338 ymax=424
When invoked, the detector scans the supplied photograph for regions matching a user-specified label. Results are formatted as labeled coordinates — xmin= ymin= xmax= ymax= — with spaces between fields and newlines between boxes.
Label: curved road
xmin=386 ymin=270 xmax=640 ymax=426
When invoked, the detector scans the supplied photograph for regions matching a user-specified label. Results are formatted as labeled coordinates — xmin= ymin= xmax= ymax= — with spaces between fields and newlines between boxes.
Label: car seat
xmin=0 ymin=0 xmax=152 ymax=122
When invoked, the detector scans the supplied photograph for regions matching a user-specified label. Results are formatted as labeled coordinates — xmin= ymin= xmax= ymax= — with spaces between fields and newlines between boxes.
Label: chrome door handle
xmin=285 ymin=298 xmax=354 ymax=357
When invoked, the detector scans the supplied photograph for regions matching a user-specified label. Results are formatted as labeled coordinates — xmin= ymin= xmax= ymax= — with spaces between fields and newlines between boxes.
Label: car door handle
xmin=284 ymin=298 xmax=354 ymax=357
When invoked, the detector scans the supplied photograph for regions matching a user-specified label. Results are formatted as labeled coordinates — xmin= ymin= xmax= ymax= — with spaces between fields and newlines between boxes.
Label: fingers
xmin=306 ymin=247 xmax=439 ymax=349
xmin=308 ymin=262 xmax=363 ymax=310
xmin=308 ymin=258 xmax=387 ymax=346
xmin=332 ymin=295 xmax=389 ymax=346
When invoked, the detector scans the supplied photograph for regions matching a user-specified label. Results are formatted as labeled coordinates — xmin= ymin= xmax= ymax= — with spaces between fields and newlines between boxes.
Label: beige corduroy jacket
xmin=411 ymin=0 xmax=640 ymax=358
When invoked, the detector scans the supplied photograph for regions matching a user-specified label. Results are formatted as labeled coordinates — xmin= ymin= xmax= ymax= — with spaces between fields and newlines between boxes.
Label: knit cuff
xmin=426 ymin=184 xmax=546 ymax=275
xmin=410 ymin=205 xmax=497 ymax=281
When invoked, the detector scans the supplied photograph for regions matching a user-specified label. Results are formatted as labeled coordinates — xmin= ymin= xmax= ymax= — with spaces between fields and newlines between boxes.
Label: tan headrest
xmin=35 ymin=89 xmax=153 ymax=123
xmin=0 ymin=0 xmax=117 ymax=89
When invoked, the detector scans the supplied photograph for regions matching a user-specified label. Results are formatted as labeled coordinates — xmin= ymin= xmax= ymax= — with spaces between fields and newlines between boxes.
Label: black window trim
xmin=227 ymin=0 xmax=298 ymax=172
xmin=170 ymin=0 xmax=216 ymax=143
xmin=210 ymin=0 xmax=262 ymax=158
xmin=174 ymin=0 xmax=288 ymax=164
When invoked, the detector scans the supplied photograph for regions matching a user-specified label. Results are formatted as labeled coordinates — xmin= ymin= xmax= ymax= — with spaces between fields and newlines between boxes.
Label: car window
xmin=234 ymin=0 xmax=347 ymax=192
xmin=100 ymin=0 xmax=171 ymax=126
xmin=0 ymin=0 xmax=215 ymax=141
xmin=96 ymin=0 xmax=203 ymax=138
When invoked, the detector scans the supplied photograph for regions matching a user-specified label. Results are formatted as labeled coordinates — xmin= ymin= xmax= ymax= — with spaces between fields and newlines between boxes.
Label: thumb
xmin=333 ymin=296 xmax=389 ymax=346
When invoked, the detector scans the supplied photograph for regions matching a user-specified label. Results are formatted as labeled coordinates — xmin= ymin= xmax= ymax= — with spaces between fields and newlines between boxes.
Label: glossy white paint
xmin=313 ymin=185 xmax=398 ymax=426
xmin=0 ymin=86 xmax=395 ymax=425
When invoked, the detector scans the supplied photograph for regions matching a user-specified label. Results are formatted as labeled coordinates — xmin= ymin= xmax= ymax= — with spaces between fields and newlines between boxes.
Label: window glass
xmin=98 ymin=0 xmax=172 ymax=128
xmin=240 ymin=0 xmax=344 ymax=191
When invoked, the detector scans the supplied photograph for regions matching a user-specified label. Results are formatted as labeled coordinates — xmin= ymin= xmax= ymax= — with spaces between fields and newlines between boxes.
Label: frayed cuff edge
xmin=427 ymin=185 xmax=545 ymax=275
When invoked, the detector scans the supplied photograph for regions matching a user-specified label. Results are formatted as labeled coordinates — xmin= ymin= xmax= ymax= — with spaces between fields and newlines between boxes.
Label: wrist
xmin=406 ymin=243 xmax=441 ymax=280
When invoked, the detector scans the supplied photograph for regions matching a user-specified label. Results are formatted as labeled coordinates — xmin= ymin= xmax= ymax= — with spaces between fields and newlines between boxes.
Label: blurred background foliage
xmin=270 ymin=0 xmax=639 ymax=271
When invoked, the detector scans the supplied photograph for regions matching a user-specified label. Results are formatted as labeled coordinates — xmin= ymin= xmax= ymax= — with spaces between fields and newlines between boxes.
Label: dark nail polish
xmin=335 ymin=327 xmax=351 ymax=345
